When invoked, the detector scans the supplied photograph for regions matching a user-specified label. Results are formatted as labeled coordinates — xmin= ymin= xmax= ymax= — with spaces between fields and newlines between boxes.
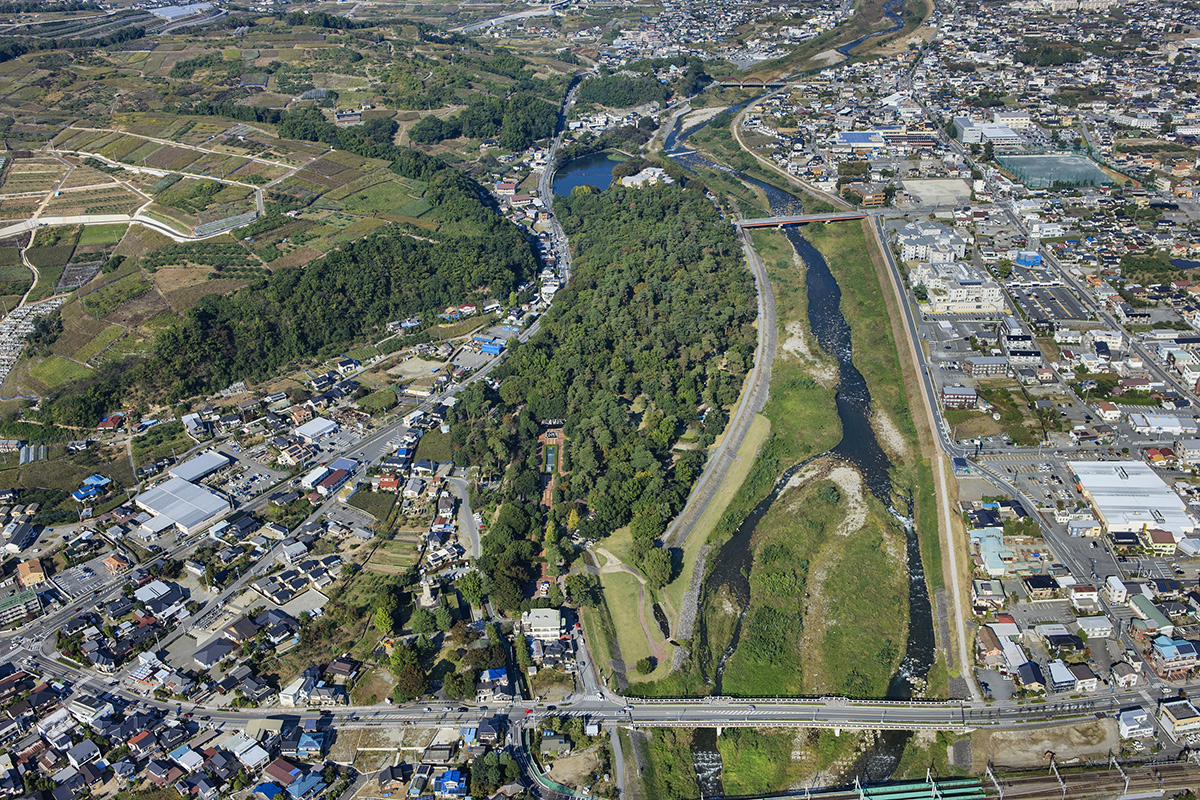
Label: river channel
xmin=663 ymin=82 xmax=934 ymax=794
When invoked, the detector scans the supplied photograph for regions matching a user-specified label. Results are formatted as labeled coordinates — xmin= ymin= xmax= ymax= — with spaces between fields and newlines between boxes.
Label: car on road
xmin=423 ymin=707 xmax=432 ymax=713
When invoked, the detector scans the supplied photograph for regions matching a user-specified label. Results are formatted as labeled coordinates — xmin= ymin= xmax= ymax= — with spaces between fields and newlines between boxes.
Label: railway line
xmin=988 ymin=759 xmax=1198 ymax=800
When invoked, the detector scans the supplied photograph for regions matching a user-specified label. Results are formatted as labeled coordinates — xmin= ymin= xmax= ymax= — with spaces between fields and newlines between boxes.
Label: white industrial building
xmin=953 ymin=117 xmax=1023 ymax=146
xmin=1070 ymin=461 xmax=1196 ymax=541
xmin=294 ymin=417 xmax=338 ymax=444
xmin=1118 ymin=708 xmax=1153 ymax=738
xmin=169 ymin=450 xmax=232 ymax=483
xmin=135 ymin=476 xmax=230 ymax=535
xmin=1127 ymin=412 xmax=1197 ymax=436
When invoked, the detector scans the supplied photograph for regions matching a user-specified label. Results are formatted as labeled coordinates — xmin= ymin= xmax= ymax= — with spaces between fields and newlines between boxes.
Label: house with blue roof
xmin=72 ymin=485 xmax=101 ymax=502
xmin=254 ymin=784 xmax=283 ymax=800
xmin=433 ymin=769 xmax=467 ymax=797
xmin=285 ymin=773 xmax=325 ymax=800
xmin=1150 ymin=634 xmax=1198 ymax=679
xmin=282 ymin=729 xmax=328 ymax=760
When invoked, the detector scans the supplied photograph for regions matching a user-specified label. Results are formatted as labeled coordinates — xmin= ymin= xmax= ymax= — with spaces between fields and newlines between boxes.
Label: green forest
xmin=408 ymin=94 xmax=560 ymax=150
xmin=448 ymin=181 xmax=755 ymax=601
xmin=576 ymin=74 xmax=671 ymax=108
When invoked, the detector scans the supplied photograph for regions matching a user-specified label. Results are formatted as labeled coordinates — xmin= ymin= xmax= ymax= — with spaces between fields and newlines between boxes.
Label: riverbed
xmin=664 ymin=78 xmax=934 ymax=791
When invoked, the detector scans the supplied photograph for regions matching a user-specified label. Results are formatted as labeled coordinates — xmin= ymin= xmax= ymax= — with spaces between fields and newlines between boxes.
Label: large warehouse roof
xmin=136 ymin=476 xmax=228 ymax=534
xmin=169 ymin=450 xmax=232 ymax=483
xmin=1070 ymin=460 xmax=1195 ymax=539
xmin=294 ymin=417 xmax=337 ymax=442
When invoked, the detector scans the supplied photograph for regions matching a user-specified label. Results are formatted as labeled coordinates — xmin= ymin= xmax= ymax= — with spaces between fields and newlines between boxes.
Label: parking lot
xmin=51 ymin=553 xmax=112 ymax=599
xmin=1008 ymin=285 xmax=1090 ymax=324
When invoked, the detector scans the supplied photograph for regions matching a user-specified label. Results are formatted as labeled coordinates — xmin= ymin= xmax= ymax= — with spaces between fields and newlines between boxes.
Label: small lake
xmin=552 ymin=151 xmax=627 ymax=196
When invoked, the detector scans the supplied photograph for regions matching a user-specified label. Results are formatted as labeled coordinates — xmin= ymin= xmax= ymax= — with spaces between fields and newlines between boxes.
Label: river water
xmin=663 ymin=69 xmax=934 ymax=794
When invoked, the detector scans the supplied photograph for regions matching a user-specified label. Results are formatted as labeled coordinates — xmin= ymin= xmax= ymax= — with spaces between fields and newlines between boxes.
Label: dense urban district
xmin=0 ymin=0 xmax=1199 ymax=799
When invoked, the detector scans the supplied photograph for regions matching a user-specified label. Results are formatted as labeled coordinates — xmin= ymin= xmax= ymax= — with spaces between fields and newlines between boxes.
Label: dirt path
xmin=594 ymin=547 xmax=667 ymax=663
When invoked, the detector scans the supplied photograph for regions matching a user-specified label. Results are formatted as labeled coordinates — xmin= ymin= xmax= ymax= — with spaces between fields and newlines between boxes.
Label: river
xmin=663 ymin=78 xmax=934 ymax=794
xmin=836 ymin=0 xmax=905 ymax=57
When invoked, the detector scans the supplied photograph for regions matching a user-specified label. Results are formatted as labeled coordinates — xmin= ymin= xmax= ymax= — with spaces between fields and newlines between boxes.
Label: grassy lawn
xmin=942 ymin=407 xmax=1003 ymax=440
xmin=28 ymin=355 xmax=91 ymax=388
xmin=358 ymin=388 xmax=396 ymax=414
xmin=413 ymin=428 xmax=453 ymax=463
xmin=347 ymin=486 xmax=396 ymax=521
xmin=530 ymin=667 xmax=575 ymax=699
xmin=0 ymin=446 xmax=132 ymax=493
xmin=26 ymin=263 xmax=67 ymax=302
xmin=78 ymin=224 xmax=128 ymax=246
xmin=596 ymin=570 xmax=672 ymax=683
xmin=976 ymin=385 xmax=1041 ymax=445
xmin=578 ymin=598 xmax=617 ymax=689
xmin=80 ymin=273 xmax=152 ymax=318
xmin=72 ymin=325 xmax=126 ymax=364
xmin=0 ymin=261 xmax=31 ymax=295
xmin=344 ymin=345 xmax=379 ymax=361
xmin=716 ymin=471 xmax=908 ymax=698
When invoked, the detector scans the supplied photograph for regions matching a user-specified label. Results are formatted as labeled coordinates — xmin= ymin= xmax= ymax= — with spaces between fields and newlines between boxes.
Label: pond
xmin=552 ymin=151 xmax=628 ymax=196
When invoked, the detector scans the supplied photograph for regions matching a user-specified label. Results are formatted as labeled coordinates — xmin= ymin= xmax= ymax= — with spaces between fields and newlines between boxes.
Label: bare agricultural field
xmin=269 ymin=247 xmax=321 ymax=270
xmin=60 ymin=165 xmax=119 ymax=189
xmin=0 ymin=196 xmax=41 ymax=219
xmin=151 ymin=266 xmax=216 ymax=295
xmin=313 ymin=217 xmax=389 ymax=249
xmin=111 ymin=224 xmax=171 ymax=261
xmin=2 ymin=160 xmax=68 ymax=193
xmin=362 ymin=537 xmax=420 ymax=575
xmin=162 ymin=277 xmax=251 ymax=311
xmin=387 ymin=357 xmax=445 ymax=381
xmin=228 ymin=160 xmax=289 ymax=183
xmin=105 ymin=288 xmax=171 ymax=327
xmin=144 ymin=146 xmax=201 ymax=171
xmin=44 ymin=185 xmax=143 ymax=217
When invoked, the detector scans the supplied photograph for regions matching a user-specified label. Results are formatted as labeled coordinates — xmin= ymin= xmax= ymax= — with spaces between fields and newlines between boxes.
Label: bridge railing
xmin=624 ymin=695 xmax=962 ymax=707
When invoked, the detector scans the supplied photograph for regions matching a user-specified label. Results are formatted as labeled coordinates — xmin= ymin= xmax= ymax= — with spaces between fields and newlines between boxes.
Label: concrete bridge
xmin=736 ymin=210 xmax=874 ymax=227
xmin=718 ymin=81 xmax=789 ymax=89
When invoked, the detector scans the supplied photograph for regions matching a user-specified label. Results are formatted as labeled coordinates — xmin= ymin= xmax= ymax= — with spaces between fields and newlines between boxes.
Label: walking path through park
xmin=595 ymin=547 xmax=668 ymax=665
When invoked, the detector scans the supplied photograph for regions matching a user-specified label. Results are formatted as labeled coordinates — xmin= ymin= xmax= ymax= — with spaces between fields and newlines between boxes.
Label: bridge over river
xmin=735 ymin=210 xmax=882 ymax=227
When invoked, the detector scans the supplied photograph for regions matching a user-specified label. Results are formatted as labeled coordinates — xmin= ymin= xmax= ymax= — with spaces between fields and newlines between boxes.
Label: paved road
xmin=444 ymin=477 xmax=480 ymax=560
xmin=22 ymin=642 xmax=1190 ymax=735
xmin=665 ymin=219 xmax=777 ymax=642
xmin=870 ymin=216 xmax=980 ymax=701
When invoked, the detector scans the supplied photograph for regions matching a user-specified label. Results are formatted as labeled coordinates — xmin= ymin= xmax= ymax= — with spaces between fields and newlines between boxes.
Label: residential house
xmin=540 ymin=733 xmax=571 ymax=757
xmin=1118 ymin=707 xmax=1154 ymax=738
